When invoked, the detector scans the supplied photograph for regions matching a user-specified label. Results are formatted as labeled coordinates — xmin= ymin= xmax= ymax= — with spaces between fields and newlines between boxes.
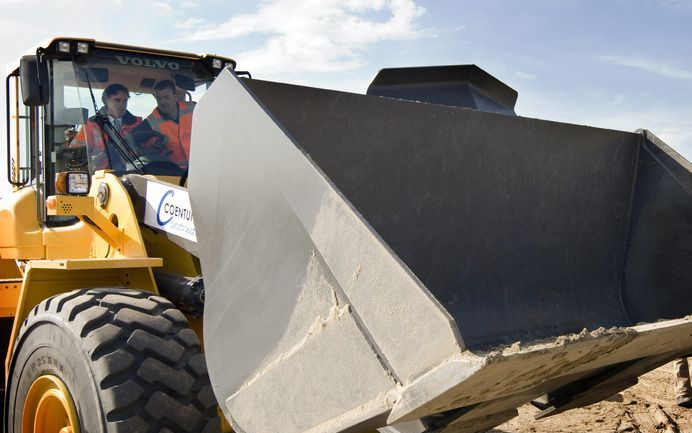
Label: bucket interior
xmin=245 ymin=79 xmax=692 ymax=350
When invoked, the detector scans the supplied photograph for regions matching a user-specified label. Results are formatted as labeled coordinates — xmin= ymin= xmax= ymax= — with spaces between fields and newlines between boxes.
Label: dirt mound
xmin=491 ymin=361 xmax=692 ymax=433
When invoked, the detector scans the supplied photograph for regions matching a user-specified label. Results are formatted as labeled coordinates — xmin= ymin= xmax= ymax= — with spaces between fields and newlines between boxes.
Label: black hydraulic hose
xmin=153 ymin=269 xmax=205 ymax=317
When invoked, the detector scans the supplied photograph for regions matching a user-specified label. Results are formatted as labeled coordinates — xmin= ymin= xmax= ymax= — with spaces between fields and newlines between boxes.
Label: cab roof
xmin=6 ymin=37 xmax=236 ymax=75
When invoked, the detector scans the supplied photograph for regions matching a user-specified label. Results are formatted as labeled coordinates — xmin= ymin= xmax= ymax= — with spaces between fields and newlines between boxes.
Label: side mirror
xmin=20 ymin=55 xmax=49 ymax=106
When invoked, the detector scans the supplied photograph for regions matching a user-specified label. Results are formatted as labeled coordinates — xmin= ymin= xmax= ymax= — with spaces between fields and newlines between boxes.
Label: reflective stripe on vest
xmin=146 ymin=101 xmax=194 ymax=168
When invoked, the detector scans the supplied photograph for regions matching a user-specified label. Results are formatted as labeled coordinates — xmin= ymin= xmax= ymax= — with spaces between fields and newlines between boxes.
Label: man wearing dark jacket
xmin=68 ymin=83 xmax=142 ymax=171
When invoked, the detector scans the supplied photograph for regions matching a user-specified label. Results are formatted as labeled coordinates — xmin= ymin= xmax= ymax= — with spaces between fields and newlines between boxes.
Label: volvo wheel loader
xmin=1 ymin=37 xmax=692 ymax=433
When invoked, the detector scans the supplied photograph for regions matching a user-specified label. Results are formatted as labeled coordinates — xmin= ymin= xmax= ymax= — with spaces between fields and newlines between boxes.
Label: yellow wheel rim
xmin=22 ymin=375 xmax=80 ymax=433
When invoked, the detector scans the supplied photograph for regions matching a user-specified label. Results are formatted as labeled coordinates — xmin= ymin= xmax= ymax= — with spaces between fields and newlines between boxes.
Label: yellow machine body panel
xmin=141 ymin=229 xmax=200 ymax=276
xmin=0 ymin=280 xmax=20 ymax=318
xmin=42 ymin=222 xmax=93 ymax=259
xmin=0 ymin=187 xmax=43 ymax=259
xmin=48 ymin=171 xmax=150 ymax=259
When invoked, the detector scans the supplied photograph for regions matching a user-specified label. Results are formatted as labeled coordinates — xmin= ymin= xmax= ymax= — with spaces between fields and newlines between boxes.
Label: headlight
xmin=76 ymin=42 xmax=90 ymax=54
xmin=68 ymin=172 xmax=90 ymax=194
xmin=55 ymin=171 xmax=90 ymax=195
xmin=58 ymin=41 xmax=71 ymax=53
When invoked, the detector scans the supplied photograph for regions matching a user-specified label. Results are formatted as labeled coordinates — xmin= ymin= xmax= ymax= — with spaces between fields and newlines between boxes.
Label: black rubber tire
xmin=5 ymin=288 xmax=220 ymax=433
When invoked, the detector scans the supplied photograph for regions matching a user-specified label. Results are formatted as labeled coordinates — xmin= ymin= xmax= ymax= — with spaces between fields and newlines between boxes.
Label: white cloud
xmin=175 ymin=0 xmax=428 ymax=74
xmin=180 ymin=1 xmax=198 ymax=8
xmin=175 ymin=17 xmax=206 ymax=30
xmin=598 ymin=55 xmax=692 ymax=81
xmin=152 ymin=1 xmax=173 ymax=14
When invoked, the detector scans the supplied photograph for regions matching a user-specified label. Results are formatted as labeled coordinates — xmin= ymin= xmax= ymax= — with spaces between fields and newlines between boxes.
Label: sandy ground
xmin=490 ymin=362 xmax=692 ymax=433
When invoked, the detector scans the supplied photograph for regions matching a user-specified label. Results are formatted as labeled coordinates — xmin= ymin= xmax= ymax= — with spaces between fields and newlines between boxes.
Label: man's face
xmin=154 ymin=88 xmax=178 ymax=117
xmin=105 ymin=90 xmax=129 ymax=119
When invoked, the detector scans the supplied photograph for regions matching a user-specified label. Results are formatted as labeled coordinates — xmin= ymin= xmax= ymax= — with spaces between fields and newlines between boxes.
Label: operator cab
xmin=5 ymin=38 xmax=235 ymax=224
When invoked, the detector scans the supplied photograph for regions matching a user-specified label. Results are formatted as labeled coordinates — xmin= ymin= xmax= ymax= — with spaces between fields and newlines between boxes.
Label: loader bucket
xmin=189 ymin=69 xmax=692 ymax=433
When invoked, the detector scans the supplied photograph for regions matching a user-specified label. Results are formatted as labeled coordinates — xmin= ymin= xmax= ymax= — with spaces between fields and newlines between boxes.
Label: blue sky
xmin=1 ymin=0 xmax=691 ymax=158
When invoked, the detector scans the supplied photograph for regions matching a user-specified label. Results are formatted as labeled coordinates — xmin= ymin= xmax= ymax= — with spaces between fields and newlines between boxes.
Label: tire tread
xmin=10 ymin=288 xmax=219 ymax=433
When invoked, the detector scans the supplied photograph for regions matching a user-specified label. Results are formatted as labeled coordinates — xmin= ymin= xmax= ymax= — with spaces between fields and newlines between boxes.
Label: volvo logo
xmin=115 ymin=55 xmax=181 ymax=71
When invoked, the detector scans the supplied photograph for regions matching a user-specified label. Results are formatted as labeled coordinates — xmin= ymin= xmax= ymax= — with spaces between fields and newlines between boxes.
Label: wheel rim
xmin=22 ymin=375 xmax=80 ymax=433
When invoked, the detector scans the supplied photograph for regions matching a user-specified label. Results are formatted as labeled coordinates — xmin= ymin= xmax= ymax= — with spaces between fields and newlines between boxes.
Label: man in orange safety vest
xmin=68 ymin=83 xmax=142 ymax=171
xmin=136 ymin=79 xmax=195 ymax=170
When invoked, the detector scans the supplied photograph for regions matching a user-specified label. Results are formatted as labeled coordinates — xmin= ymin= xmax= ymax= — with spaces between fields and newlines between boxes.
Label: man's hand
xmin=149 ymin=132 xmax=170 ymax=153
xmin=131 ymin=130 xmax=173 ymax=161
xmin=64 ymin=128 xmax=77 ymax=146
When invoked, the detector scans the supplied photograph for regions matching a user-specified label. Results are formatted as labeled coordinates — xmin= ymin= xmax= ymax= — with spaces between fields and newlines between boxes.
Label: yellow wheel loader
xmin=1 ymin=38 xmax=232 ymax=433
xmin=2 ymin=37 xmax=692 ymax=433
